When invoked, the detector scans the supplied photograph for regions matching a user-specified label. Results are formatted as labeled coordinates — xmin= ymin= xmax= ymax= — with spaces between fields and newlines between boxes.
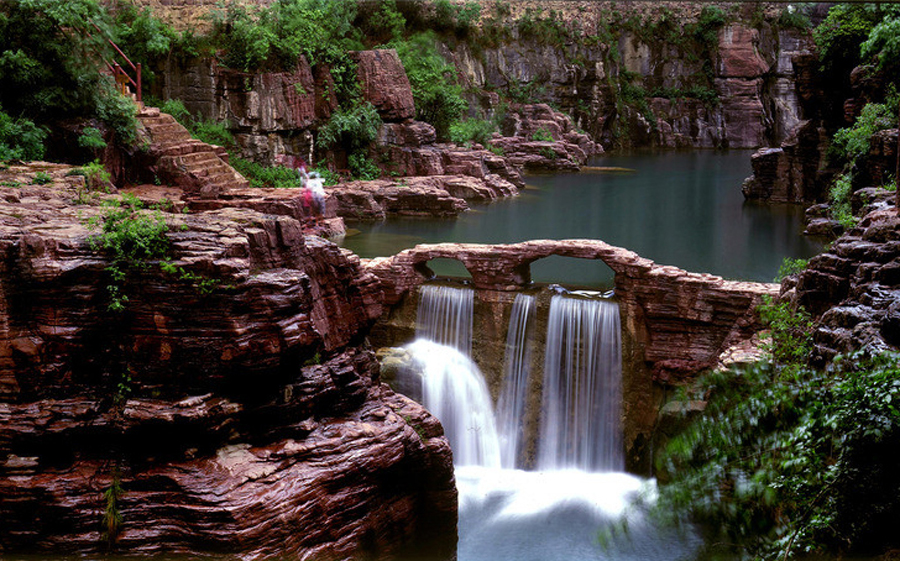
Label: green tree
xmin=392 ymin=31 xmax=467 ymax=140
xmin=0 ymin=0 xmax=137 ymax=148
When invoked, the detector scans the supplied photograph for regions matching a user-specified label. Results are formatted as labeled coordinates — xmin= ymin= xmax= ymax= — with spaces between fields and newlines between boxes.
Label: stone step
xmin=138 ymin=105 xmax=249 ymax=198
xmin=143 ymin=121 xmax=189 ymax=137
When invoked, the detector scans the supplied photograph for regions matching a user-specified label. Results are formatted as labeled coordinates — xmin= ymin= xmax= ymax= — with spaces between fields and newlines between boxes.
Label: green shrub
xmin=430 ymin=0 xmax=480 ymax=35
xmin=348 ymin=152 xmax=380 ymax=180
xmin=159 ymin=99 xmax=191 ymax=125
xmin=658 ymin=351 xmax=900 ymax=560
xmin=191 ymin=119 xmax=234 ymax=148
xmin=87 ymin=193 xmax=170 ymax=311
xmin=813 ymin=4 xmax=883 ymax=75
xmin=775 ymin=257 xmax=809 ymax=282
xmin=159 ymin=98 xmax=233 ymax=148
xmin=530 ymin=127 xmax=554 ymax=142
xmin=861 ymin=11 xmax=900 ymax=74
xmin=777 ymin=5 xmax=812 ymax=30
xmin=78 ymin=126 xmax=107 ymax=150
xmin=831 ymin=102 xmax=894 ymax=166
xmin=230 ymin=157 xmax=302 ymax=189
xmin=31 ymin=171 xmax=52 ymax=185
xmin=82 ymin=159 xmax=111 ymax=191
xmin=449 ymin=118 xmax=496 ymax=147
xmin=94 ymin=82 xmax=138 ymax=145
xmin=318 ymin=101 xmax=382 ymax=153
xmin=209 ymin=0 xmax=363 ymax=74
xmin=391 ymin=31 xmax=467 ymax=140
xmin=0 ymin=108 xmax=46 ymax=161
xmin=516 ymin=7 xmax=570 ymax=46
xmin=693 ymin=5 xmax=727 ymax=50
xmin=362 ymin=0 xmax=406 ymax=44
xmin=758 ymin=295 xmax=814 ymax=370
xmin=830 ymin=172 xmax=856 ymax=229
xmin=312 ymin=166 xmax=339 ymax=186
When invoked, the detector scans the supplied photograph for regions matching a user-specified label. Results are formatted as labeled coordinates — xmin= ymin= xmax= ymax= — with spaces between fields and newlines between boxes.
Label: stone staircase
xmin=137 ymin=106 xmax=248 ymax=198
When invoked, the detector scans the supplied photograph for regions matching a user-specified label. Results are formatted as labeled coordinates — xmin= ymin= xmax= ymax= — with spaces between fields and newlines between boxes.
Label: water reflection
xmin=341 ymin=151 xmax=823 ymax=285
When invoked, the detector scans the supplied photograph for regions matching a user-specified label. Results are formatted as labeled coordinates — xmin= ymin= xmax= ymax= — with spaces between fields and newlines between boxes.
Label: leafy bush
xmin=777 ymin=5 xmax=812 ymax=30
xmin=87 ymin=193 xmax=170 ymax=311
xmin=830 ymin=172 xmax=856 ymax=229
xmin=0 ymin=0 xmax=138 ymax=147
xmin=318 ymin=101 xmax=382 ymax=153
xmin=209 ymin=0 xmax=363 ymax=78
xmin=530 ymin=127 xmax=554 ymax=142
xmin=757 ymin=295 xmax=813 ymax=370
xmin=78 ymin=126 xmax=107 ymax=150
xmin=775 ymin=257 xmax=809 ymax=282
xmin=0 ymin=108 xmax=46 ymax=161
xmin=860 ymin=10 xmax=900 ymax=74
xmin=516 ymin=8 xmax=570 ymax=46
xmin=159 ymin=98 xmax=233 ymax=148
xmin=82 ymin=159 xmax=111 ymax=191
xmin=191 ymin=119 xmax=234 ymax=148
xmin=392 ymin=31 xmax=467 ymax=140
xmin=449 ymin=118 xmax=496 ymax=147
xmin=94 ymin=82 xmax=138 ymax=145
xmin=831 ymin=102 xmax=894 ymax=166
xmin=230 ymin=156 xmax=302 ymax=189
xmin=348 ymin=152 xmax=380 ymax=180
xmin=693 ymin=6 xmax=727 ymax=50
xmin=813 ymin=4 xmax=883 ymax=75
xmin=159 ymin=99 xmax=191 ymax=125
xmin=658 ymin=351 xmax=900 ymax=560
xmin=361 ymin=0 xmax=406 ymax=44
xmin=31 ymin=171 xmax=52 ymax=185
xmin=431 ymin=0 xmax=480 ymax=36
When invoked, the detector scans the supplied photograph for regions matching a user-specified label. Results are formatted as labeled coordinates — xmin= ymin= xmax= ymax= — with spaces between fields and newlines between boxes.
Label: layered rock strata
xmin=363 ymin=239 xmax=778 ymax=472
xmin=0 ymin=169 xmax=457 ymax=559
xmin=783 ymin=205 xmax=900 ymax=365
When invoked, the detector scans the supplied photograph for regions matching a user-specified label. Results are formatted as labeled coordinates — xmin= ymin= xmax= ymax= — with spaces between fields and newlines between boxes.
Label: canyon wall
xmin=143 ymin=1 xmax=811 ymax=162
xmin=0 ymin=166 xmax=456 ymax=559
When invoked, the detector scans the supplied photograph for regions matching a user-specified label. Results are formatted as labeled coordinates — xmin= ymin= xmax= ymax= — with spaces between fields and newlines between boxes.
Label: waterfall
xmin=404 ymin=340 xmax=501 ymax=468
xmin=495 ymin=294 xmax=535 ymax=469
xmin=538 ymin=294 xmax=623 ymax=472
xmin=406 ymin=284 xmax=500 ymax=467
xmin=416 ymin=284 xmax=474 ymax=356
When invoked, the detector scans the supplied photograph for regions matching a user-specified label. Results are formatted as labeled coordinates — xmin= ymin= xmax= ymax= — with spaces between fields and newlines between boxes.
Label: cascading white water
xmin=416 ymin=284 xmax=474 ymax=356
xmin=404 ymin=340 xmax=501 ymax=468
xmin=407 ymin=284 xmax=500 ymax=467
xmin=538 ymin=294 xmax=624 ymax=472
xmin=401 ymin=284 xmax=696 ymax=560
xmin=495 ymin=294 xmax=535 ymax=469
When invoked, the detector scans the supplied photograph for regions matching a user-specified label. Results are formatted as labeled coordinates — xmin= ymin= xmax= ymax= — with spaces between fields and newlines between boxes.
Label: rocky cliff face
xmin=783 ymin=203 xmax=900 ymax=365
xmin=0 ymin=165 xmax=457 ymax=559
xmin=450 ymin=21 xmax=812 ymax=150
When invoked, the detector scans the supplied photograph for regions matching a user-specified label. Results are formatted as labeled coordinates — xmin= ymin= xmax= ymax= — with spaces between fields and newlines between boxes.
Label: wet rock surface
xmin=0 ymin=170 xmax=457 ymax=559
xmin=785 ymin=207 xmax=900 ymax=364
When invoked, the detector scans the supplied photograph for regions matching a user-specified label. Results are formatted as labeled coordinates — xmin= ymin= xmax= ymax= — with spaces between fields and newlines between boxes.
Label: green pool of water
xmin=341 ymin=150 xmax=823 ymax=286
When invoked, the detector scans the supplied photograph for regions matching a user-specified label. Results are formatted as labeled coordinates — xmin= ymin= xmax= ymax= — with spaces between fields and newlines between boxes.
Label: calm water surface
xmin=341 ymin=151 xmax=823 ymax=285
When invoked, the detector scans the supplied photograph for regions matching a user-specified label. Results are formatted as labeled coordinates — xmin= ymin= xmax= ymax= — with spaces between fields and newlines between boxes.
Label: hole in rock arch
xmin=530 ymin=255 xmax=615 ymax=289
xmin=421 ymin=257 xmax=473 ymax=280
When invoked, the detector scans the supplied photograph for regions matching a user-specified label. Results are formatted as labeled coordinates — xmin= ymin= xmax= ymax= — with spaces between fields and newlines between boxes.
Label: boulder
xmin=351 ymin=49 xmax=416 ymax=122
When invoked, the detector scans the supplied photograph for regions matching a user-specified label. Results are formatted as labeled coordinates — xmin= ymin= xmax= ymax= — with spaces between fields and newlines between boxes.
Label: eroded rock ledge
xmin=0 ymin=171 xmax=456 ymax=559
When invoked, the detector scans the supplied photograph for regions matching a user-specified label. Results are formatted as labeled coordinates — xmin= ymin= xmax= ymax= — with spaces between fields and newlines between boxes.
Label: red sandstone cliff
xmin=0 ymin=164 xmax=457 ymax=559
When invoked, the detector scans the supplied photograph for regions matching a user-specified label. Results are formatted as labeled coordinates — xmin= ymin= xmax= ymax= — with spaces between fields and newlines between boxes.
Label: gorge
xmin=2 ymin=1 xmax=900 ymax=560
